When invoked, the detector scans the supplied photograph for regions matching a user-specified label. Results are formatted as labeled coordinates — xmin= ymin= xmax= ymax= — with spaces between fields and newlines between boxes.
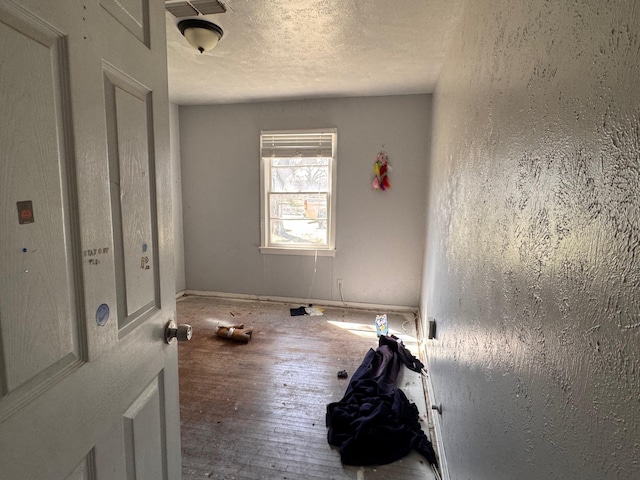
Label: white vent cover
xmin=165 ymin=0 xmax=226 ymax=17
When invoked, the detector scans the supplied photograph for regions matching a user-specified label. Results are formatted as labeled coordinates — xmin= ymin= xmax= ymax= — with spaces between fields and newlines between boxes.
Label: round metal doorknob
xmin=164 ymin=321 xmax=193 ymax=344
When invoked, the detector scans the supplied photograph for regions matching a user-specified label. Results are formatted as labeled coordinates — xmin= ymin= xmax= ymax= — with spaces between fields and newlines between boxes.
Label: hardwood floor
xmin=176 ymin=295 xmax=437 ymax=480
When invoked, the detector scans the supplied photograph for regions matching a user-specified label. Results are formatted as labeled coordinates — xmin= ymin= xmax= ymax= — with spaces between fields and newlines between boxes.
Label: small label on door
xmin=17 ymin=200 xmax=34 ymax=224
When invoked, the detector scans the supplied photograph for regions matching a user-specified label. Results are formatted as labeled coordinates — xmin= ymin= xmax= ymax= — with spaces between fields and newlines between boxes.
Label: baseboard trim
xmin=181 ymin=289 xmax=418 ymax=313
xmin=416 ymin=311 xmax=450 ymax=480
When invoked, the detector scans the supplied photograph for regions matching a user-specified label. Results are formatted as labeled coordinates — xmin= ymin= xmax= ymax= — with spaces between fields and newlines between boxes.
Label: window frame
xmin=259 ymin=128 xmax=337 ymax=256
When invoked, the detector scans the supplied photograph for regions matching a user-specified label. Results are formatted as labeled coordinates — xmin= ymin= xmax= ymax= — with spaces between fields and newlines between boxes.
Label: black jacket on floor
xmin=326 ymin=338 xmax=437 ymax=467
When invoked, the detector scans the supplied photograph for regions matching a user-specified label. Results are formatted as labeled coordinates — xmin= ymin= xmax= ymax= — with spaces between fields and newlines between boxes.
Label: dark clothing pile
xmin=378 ymin=334 xmax=425 ymax=373
xmin=326 ymin=336 xmax=438 ymax=467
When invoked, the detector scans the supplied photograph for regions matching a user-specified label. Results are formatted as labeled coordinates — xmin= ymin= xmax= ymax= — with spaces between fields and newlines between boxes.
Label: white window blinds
xmin=260 ymin=131 xmax=335 ymax=158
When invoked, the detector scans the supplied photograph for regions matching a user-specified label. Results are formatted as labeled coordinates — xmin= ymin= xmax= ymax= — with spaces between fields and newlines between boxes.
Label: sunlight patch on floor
xmin=326 ymin=319 xmax=419 ymax=348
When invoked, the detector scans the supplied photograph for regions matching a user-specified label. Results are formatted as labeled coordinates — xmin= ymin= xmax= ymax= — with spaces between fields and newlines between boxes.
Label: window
xmin=260 ymin=128 xmax=337 ymax=255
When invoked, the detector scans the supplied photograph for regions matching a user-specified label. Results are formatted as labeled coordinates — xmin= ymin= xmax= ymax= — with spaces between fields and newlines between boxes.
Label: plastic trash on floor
xmin=375 ymin=314 xmax=388 ymax=336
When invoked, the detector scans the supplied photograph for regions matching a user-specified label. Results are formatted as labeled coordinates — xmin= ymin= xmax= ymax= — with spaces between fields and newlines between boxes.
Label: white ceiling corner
xmin=165 ymin=0 xmax=465 ymax=105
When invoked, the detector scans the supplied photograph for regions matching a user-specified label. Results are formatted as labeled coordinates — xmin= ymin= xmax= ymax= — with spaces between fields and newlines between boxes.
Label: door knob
xmin=164 ymin=320 xmax=192 ymax=344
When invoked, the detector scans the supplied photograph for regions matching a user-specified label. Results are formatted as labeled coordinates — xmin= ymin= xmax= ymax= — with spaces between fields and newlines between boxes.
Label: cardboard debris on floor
xmin=215 ymin=324 xmax=253 ymax=343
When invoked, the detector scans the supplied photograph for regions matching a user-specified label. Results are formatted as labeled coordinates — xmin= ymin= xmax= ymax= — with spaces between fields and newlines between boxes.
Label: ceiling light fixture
xmin=177 ymin=18 xmax=224 ymax=54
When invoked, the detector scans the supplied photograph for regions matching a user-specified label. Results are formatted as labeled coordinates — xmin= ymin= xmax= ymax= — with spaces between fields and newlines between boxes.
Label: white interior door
xmin=0 ymin=0 xmax=181 ymax=478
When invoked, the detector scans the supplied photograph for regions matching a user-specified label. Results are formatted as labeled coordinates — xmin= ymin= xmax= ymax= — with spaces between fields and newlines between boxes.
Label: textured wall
xmin=180 ymin=95 xmax=430 ymax=307
xmin=420 ymin=1 xmax=640 ymax=479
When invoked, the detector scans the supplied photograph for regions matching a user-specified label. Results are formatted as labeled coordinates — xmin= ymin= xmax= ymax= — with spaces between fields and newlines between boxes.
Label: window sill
xmin=259 ymin=246 xmax=336 ymax=257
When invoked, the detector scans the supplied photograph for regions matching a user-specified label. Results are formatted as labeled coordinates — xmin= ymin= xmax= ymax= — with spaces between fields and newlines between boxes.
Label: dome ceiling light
xmin=178 ymin=18 xmax=224 ymax=54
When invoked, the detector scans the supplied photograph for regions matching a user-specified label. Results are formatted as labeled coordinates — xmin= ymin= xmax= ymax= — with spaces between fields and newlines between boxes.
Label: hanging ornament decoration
xmin=372 ymin=150 xmax=391 ymax=190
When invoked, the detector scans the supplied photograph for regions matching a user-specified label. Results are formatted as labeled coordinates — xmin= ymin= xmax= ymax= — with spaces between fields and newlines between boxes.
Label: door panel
xmin=99 ymin=0 xmax=149 ymax=46
xmin=95 ymin=374 xmax=168 ymax=480
xmin=123 ymin=377 xmax=165 ymax=480
xmin=104 ymin=65 xmax=159 ymax=331
xmin=0 ymin=0 xmax=83 ymax=412
xmin=0 ymin=0 xmax=180 ymax=478
xmin=66 ymin=458 xmax=91 ymax=480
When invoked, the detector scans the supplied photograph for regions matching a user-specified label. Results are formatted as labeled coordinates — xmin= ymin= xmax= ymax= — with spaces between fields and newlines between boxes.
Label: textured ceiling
xmin=165 ymin=0 xmax=465 ymax=105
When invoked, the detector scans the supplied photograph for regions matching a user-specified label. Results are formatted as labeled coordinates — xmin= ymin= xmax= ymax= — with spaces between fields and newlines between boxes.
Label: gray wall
xmin=420 ymin=1 xmax=640 ymax=479
xmin=179 ymin=95 xmax=430 ymax=307
xmin=169 ymin=102 xmax=186 ymax=293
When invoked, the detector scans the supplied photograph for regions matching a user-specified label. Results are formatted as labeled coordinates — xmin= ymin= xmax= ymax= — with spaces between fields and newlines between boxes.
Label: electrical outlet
xmin=337 ymin=278 xmax=343 ymax=289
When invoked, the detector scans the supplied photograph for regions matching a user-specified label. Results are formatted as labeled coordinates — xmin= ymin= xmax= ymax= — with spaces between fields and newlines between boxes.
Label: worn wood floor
xmin=176 ymin=295 xmax=437 ymax=480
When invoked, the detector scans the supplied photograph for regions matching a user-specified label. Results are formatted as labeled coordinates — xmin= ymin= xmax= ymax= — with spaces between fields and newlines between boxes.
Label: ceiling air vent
xmin=165 ymin=0 xmax=227 ymax=18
